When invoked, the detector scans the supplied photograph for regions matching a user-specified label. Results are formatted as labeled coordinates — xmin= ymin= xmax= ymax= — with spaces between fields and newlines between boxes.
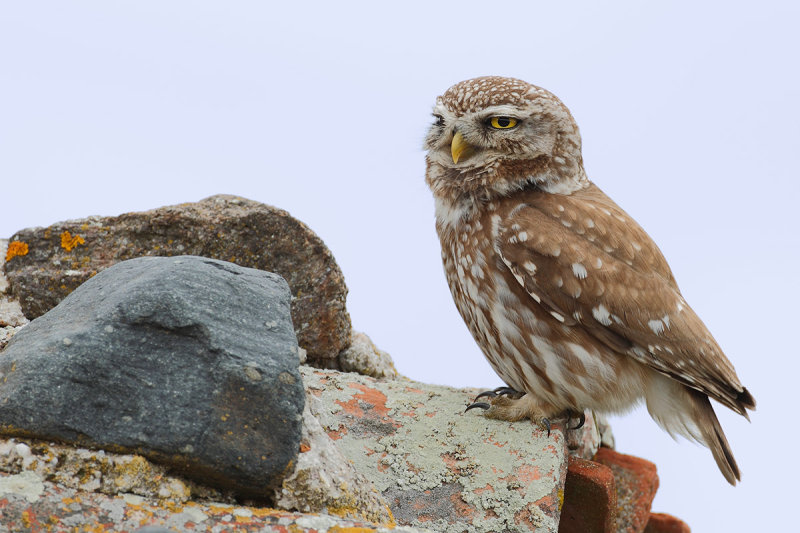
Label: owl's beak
xmin=451 ymin=131 xmax=475 ymax=164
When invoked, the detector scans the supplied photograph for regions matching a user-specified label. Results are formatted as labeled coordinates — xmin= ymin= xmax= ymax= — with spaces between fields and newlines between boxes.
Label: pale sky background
xmin=1 ymin=2 xmax=798 ymax=531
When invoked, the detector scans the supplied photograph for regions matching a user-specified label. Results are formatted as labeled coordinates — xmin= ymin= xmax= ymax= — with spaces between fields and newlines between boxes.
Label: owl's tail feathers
xmin=645 ymin=371 xmax=741 ymax=485
xmin=690 ymin=390 xmax=741 ymax=485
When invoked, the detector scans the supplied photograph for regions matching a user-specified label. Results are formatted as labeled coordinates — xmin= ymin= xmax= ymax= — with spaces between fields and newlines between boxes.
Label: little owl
xmin=424 ymin=76 xmax=754 ymax=484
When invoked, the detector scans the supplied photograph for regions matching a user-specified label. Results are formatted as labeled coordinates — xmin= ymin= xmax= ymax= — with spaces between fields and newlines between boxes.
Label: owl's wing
xmin=496 ymin=192 xmax=754 ymax=416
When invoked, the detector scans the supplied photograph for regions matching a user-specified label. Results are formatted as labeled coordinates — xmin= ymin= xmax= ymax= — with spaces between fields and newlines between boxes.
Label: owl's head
xmin=425 ymin=76 xmax=586 ymax=202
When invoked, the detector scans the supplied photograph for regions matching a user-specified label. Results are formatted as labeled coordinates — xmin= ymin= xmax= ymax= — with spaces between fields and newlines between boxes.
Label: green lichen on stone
xmin=301 ymin=367 xmax=566 ymax=533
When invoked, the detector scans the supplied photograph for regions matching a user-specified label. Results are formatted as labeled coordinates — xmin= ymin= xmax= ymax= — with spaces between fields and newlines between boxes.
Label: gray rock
xmin=2 ymin=195 xmax=352 ymax=366
xmin=0 ymin=256 xmax=304 ymax=499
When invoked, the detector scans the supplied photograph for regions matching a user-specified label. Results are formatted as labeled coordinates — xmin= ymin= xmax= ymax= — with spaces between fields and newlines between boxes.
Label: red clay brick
xmin=559 ymin=455 xmax=616 ymax=533
xmin=594 ymin=447 xmax=659 ymax=533
xmin=645 ymin=512 xmax=691 ymax=533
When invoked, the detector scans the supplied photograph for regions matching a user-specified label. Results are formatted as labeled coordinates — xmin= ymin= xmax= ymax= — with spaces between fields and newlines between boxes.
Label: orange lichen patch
xmin=472 ymin=483 xmax=495 ymax=495
xmin=440 ymin=452 xmax=459 ymax=471
xmin=334 ymin=383 xmax=393 ymax=419
xmin=327 ymin=426 xmax=348 ymax=441
xmin=514 ymin=463 xmax=543 ymax=485
xmin=207 ymin=504 xmax=238 ymax=515
xmin=299 ymin=441 xmax=311 ymax=453
xmin=483 ymin=435 xmax=508 ymax=449
xmin=60 ymin=231 xmax=85 ymax=252
xmin=376 ymin=453 xmax=390 ymax=472
xmin=450 ymin=492 xmax=477 ymax=520
xmin=329 ymin=528 xmax=378 ymax=533
xmin=5 ymin=241 xmax=28 ymax=262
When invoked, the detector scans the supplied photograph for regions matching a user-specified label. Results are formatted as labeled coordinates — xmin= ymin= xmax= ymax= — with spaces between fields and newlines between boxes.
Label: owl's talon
xmin=569 ymin=412 xmax=586 ymax=430
xmin=465 ymin=401 xmax=491 ymax=412
xmin=542 ymin=417 xmax=552 ymax=437
xmin=474 ymin=386 xmax=525 ymax=401
xmin=494 ymin=386 xmax=525 ymax=398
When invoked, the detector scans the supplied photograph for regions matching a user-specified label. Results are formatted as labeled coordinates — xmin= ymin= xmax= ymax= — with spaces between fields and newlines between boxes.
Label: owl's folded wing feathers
xmin=495 ymin=190 xmax=755 ymax=416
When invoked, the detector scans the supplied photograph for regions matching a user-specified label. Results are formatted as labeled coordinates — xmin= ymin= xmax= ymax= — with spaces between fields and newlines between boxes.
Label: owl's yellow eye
xmin=490 ymin=116 xmax=518 ymax=129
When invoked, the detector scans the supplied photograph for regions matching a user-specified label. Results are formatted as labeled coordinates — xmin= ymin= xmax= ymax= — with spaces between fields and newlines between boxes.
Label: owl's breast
xmin=436 ymin=206 xmax=539 ymax=393
xmin=435 ymin=201 xmax=641 ymax=412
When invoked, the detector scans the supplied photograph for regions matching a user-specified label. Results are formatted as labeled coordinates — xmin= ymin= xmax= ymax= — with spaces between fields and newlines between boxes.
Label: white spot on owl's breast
xmin=572 ymin=263 xmax=588 ymax=279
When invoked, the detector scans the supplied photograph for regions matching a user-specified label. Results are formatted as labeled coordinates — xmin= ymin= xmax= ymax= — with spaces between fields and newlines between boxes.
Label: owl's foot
xmin=466 ymin=392 xmax=553 ymax=436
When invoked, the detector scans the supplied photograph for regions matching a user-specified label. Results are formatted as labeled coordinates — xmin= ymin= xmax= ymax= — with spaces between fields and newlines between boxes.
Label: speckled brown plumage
xmin=424 ymin=76 xmax=754 ymax=484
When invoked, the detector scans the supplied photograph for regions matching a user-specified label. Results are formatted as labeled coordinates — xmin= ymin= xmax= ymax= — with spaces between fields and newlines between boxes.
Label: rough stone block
xmin=0 ymin=256 xmax=303 ymax=499
xmin=2 ymin=195 xmax=351 ymax=365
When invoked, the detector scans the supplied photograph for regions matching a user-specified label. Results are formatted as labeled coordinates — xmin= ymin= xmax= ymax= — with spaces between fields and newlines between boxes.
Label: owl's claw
xmin=474 ymin=386 xmax=525 ymax=401
xmin=542 ymin=417 xmax=552 ymax=437
xmin=564 ymin=410 xmax=586 ymax=430
xmin=465 ymin=401 xmax=491 ymax=412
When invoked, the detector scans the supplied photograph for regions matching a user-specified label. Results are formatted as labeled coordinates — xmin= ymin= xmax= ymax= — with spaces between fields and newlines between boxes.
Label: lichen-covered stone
xmin=300 ymin=366 xmax=576 ymax=533
xmin=275 ymin=395 xmax=395 ymax=526
xmin=0 ymin=437 xmax=204 ymax=502
xmin=2 ymin=195 xmax=351 ymax=366
xmin=0 ymin=256 xmax=304 ymax=499
xmin=0 ymin=470 xmax=435 ymax=532
xmin=0 ymin=239 xmax=28 ymax=329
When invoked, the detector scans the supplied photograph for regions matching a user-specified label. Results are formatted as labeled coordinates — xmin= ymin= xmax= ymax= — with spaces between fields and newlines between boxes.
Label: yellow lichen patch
xmin=5 ymin=241 xmax=29 ymax=262
xmin=21 ymin=509 xmax=34 ymax=528
xmin=60 ymin=231 xmax=85 ymax=252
